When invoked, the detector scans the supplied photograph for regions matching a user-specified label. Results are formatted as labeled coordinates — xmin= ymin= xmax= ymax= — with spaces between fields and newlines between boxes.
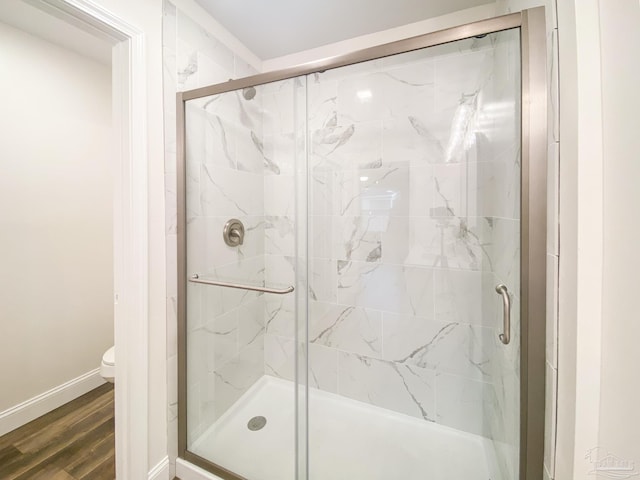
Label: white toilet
xmin=100 ymin=346 xmax=115 ymax=383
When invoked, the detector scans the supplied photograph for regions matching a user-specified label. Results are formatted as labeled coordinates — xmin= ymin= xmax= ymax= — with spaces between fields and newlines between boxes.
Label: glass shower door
xmin=305 ymin=29 xmax=521 ymax=480
xmin=179 ymin=23 xmax=529 ymax=480
xmin=182 ymin=77 xmax=307 ymax=480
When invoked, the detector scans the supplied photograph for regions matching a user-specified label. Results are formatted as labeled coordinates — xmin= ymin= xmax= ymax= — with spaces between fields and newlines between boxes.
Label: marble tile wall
xmin=185 ymin=88 xmax=267 ymax=439
xmin=261 ymin=33 xmax=523 ymax=447
xmin=261 ymin=77 xmax=306 ymax=391
xmin=162 ymin=0 xmax=260 ymax=468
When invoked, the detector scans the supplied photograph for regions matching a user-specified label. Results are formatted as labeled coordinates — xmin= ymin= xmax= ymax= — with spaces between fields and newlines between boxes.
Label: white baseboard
xmin=176 ymin=458 xmax=224 ymax=480
xmin=0 ymin=368 xmax=106 ymax=436
xmin=149 ymin=456 xmax=170 ymax=480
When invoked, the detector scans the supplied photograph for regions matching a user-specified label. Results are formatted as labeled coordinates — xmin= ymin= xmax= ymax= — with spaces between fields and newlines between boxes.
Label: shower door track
xmin=176 ymin=8 xmax=547 ymax=480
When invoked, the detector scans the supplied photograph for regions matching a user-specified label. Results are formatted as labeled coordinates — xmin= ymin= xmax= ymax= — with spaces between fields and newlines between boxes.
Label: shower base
xmin=189 ymin=375 xmax=498 ymax=480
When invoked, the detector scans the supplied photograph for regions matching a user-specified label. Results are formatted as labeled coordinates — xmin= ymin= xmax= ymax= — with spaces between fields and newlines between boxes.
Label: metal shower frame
xmin=176 ymin=7 xmax=547 ymax=480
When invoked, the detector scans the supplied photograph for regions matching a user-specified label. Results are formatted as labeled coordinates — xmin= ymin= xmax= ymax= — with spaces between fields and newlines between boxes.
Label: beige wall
xmin=0 ymin=21 xmax=113 ymax=411
xmin=556 ymin=0 xmax=640 ymax=479
xmin=598 ymin=0 xmax=640 ymax=472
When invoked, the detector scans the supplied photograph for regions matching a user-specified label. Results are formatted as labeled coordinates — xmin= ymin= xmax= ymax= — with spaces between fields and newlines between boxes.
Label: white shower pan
xmin=178 ymin=375 xmax=500 ymax=480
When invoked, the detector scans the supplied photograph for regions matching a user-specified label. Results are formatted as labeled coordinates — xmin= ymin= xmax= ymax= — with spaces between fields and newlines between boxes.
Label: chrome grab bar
xmin=495 ymin=284 xmax=511 ymax=345
xmin=188 ymin=274 xmax=294 ymax=295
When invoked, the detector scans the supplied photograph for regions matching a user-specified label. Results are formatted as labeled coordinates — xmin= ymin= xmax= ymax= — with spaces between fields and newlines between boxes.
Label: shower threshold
xmin=190 ymin=376 xmax=501 ymax=480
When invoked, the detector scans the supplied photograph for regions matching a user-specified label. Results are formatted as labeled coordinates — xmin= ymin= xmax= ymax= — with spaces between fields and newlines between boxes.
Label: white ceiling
xmin=195 ymin=0 xmax=495 ymax=60
xmin=0 ymin=0 xmax=112 ymax=66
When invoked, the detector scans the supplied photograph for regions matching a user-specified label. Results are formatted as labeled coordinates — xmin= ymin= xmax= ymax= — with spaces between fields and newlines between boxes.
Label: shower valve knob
xmin=223 ymin=219 xmax=245 ymax=247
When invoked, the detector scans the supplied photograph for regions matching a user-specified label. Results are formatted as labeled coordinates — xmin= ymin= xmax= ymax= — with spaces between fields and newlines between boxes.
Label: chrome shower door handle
xmin=495 ymin=284 xmax=511 ymax=345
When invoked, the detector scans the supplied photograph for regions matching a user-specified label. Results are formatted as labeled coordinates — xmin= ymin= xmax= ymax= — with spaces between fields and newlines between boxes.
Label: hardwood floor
xmin=0 ymin=383 xmax=115 ymax=480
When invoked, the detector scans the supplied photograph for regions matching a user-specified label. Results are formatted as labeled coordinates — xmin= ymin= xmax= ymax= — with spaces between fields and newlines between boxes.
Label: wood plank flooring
xmin=0 ymin=383 xmax=115 ymax=480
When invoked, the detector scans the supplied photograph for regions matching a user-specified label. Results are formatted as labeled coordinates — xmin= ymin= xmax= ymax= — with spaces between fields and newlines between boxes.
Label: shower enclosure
xmin=177 ymin=9 xmax=546 ymax=480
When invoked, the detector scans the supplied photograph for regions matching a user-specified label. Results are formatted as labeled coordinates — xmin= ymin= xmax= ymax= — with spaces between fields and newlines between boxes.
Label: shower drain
xmin=247 ymin=416 xmax=267 ymax=431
